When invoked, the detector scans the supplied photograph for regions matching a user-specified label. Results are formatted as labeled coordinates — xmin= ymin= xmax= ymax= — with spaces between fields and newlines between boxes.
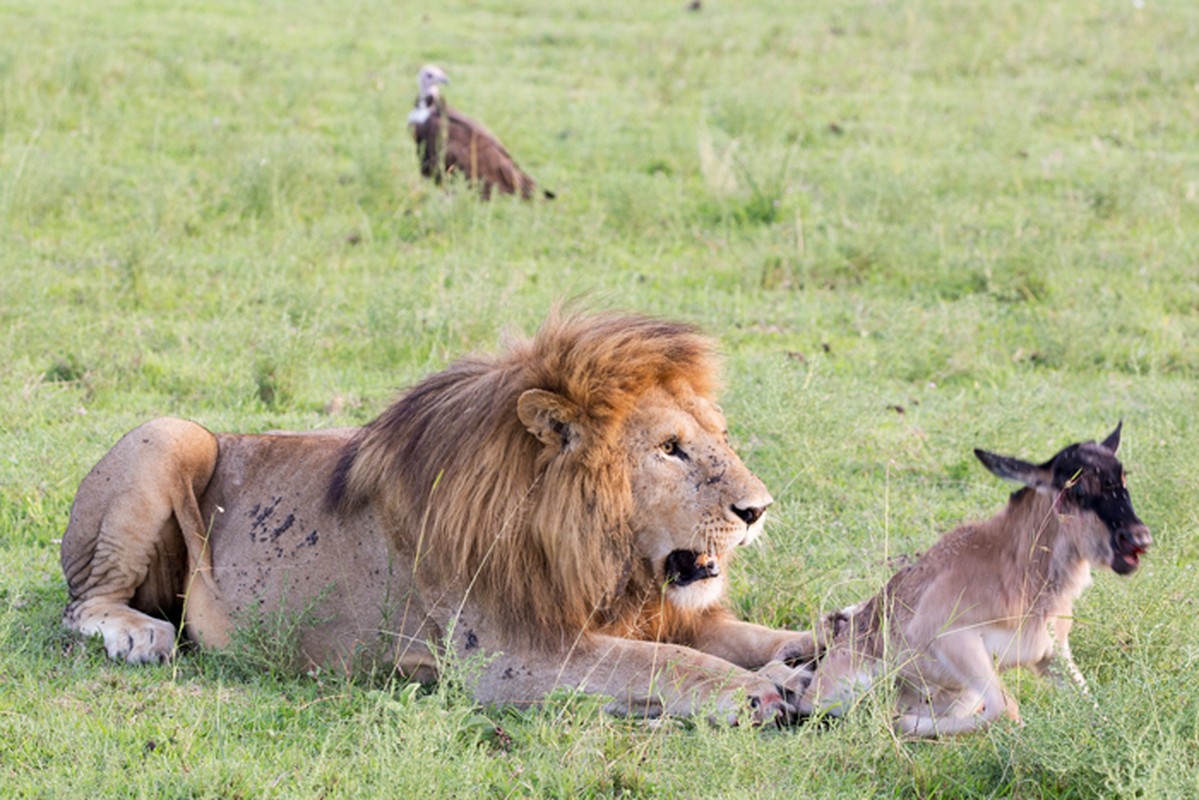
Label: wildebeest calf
xmin=799 ymin=423 xmax=1151 ymax=737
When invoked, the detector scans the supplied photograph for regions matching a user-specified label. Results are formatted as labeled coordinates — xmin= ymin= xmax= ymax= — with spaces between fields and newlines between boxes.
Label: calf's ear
xmin=974 ymin=449 xmax=1054 ymax=491
xmin=1100 ymin=420 xmax=1122 ymax=454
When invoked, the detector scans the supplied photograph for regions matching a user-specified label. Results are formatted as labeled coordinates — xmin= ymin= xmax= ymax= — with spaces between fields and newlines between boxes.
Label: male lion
xmin=61 ymin=312 xmax=814 ymax=722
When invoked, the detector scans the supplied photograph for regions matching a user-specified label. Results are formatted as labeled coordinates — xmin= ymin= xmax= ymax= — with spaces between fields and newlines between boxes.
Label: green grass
xmin=3 ymin=0 xmax=1199 ymax=796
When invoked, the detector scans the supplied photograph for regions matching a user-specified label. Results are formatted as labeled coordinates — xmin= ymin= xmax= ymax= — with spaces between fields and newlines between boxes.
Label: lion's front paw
xmin=748 ymin=688 xmax=794 ymax=726
xmin=768 ymin=631 xmax=820 ymax=668
xmin=716 ymin=677 xmax=799 ymax=727
xmin=758 ymin=659 xmax=814 ymax=696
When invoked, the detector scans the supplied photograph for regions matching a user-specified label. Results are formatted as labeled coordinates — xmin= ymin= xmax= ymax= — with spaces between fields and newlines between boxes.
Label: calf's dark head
xmin=974 ymin=422 xmax=1152 ymax=575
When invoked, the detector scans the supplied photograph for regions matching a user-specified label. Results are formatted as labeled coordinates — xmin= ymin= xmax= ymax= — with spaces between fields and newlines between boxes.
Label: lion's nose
xmin=730 ymin=500 xmax=770 ymax=527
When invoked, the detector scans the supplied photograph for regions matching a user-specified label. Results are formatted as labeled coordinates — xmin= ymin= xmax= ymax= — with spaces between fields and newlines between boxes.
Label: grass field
xmin=3 ymin=0 xmax=1198 ymax=796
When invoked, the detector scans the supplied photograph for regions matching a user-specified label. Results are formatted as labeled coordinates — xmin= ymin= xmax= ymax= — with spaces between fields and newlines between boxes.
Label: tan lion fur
xmin=60 ymin=311 xmax=816 ymax=723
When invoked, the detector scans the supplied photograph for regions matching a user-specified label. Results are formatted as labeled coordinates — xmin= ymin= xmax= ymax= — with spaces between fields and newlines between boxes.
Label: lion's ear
xmin=517 ymin=389 xmax=587 ymax=453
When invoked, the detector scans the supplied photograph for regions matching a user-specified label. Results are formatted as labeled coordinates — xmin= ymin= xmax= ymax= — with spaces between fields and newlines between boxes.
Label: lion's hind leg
xmin=61 ymin=418 xmax=218 ymax=664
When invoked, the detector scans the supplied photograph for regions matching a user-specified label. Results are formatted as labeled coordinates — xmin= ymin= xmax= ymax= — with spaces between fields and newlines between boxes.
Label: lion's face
xmin=624 ymin=386 xmax=773 ymax=611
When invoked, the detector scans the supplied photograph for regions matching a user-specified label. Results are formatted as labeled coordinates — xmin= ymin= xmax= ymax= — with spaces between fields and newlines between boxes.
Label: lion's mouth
xmin=664 ymin=550 xmax=720 ymax=587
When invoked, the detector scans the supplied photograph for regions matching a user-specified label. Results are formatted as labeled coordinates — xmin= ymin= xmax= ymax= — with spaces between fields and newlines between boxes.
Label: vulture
xmin=408 ymin=64 xmax=554 ymax=200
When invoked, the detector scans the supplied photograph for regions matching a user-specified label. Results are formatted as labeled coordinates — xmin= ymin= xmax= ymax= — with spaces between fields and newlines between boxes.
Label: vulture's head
xmin=417 ymin=64 xmax=450 ymax=98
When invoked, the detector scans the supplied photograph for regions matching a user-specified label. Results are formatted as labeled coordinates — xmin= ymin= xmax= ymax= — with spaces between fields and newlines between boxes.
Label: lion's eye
xmin=660 ymin=438 xmax=685 ymax=459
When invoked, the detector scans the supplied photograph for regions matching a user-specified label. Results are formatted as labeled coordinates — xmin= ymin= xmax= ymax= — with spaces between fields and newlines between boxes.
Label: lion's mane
xmin=327 ymin=312 xmax=720 ymax=649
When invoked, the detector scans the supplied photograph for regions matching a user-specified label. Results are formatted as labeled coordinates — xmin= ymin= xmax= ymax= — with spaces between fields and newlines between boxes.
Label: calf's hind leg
xmin=897 ymin=638 xmax=1018 ymax=737
xmin=60 ymin=418 xmax=219 ymax=664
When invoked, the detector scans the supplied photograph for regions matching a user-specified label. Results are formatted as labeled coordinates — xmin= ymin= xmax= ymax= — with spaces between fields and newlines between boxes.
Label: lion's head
xmin=329 ymin=311 xmax=772 ymax=649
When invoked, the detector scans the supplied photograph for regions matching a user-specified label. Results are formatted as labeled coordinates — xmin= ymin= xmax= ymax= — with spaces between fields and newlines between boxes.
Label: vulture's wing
xmin=444 ymin=107 xmax=541 ymax=199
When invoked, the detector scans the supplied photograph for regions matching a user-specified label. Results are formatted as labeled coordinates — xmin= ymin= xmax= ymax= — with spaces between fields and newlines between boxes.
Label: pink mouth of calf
xmin=1114 ymin=542 xmax=1148 ymax=571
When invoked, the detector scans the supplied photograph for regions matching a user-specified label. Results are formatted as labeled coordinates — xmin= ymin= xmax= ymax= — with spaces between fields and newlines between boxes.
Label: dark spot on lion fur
xmin=270 ymin=513 xmax=295 ymax=541
xmin=252 ymin=497 xmax=281 ymax=527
